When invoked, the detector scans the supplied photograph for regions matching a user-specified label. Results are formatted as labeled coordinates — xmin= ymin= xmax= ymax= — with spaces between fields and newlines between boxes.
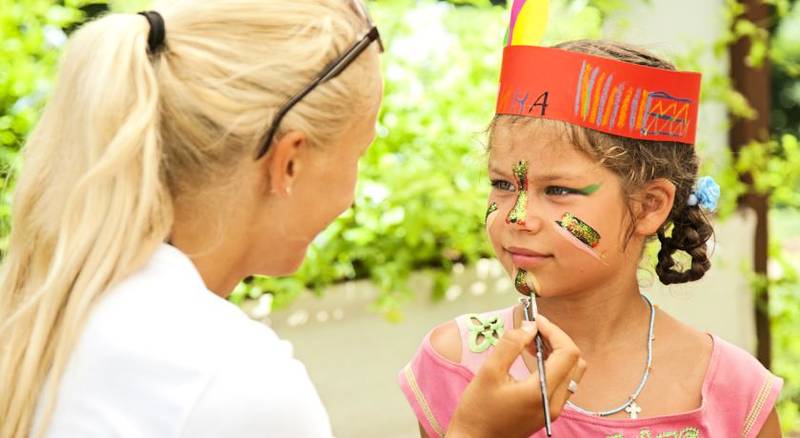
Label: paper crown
xmin=496 ymin=0 xmax=702 ymax=145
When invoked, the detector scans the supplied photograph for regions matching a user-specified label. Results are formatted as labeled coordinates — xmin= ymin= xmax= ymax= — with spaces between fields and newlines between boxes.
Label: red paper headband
xmin=496 ymin=46 xmax=702 ymax=145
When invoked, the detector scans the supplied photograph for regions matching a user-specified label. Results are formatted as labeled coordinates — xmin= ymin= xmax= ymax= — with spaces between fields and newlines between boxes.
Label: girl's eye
xmin=491 ymin=179 xmax=516 ymax=192
xmin=545 ymin=186 xmax=581 ymax=196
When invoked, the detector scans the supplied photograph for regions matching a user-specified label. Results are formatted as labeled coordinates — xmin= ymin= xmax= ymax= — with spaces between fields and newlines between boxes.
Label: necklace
xmin=566 ymin=294 xmax=655 ymax=419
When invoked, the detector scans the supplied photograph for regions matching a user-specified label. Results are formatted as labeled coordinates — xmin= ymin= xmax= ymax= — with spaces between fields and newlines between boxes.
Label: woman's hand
xmin=446 ymin=314 xmax=585 ymax=438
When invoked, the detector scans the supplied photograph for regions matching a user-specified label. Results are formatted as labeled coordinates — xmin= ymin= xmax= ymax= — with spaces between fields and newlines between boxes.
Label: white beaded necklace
xmin=566 ymin=294 xmax=655 ymax=419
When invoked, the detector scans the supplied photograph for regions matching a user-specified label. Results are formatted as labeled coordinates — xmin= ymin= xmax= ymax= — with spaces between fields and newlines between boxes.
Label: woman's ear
xmin=633 ymin=178 xmax=676 ymax=236
xmin=260 ymin=131 xmax=306 ymax=195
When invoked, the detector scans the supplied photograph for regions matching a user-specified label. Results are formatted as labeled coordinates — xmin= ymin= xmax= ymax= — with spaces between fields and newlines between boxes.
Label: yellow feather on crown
xmin=507 ymin=0 xmax=549 ymax=47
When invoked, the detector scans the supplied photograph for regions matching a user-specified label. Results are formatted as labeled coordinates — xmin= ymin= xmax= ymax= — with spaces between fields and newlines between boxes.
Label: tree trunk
xmin=729 ymin=0 xmax=772 ymax=369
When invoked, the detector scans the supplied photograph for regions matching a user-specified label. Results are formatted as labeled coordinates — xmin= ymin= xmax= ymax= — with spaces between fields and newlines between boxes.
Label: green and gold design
xmin=514 ymin=269 xmax=538 ymax=295
xmin=485 ymin=201 xmax=498 ymax=225
xmin=556 ymin=212 xmax=601 ymax=248
xmin=506 ymin=160 xmax=529 ymax=225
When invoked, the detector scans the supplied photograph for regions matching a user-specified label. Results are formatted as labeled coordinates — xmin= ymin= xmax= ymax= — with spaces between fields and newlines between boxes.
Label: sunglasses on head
xmin=254 ymin=0 xmax=384 ymax=160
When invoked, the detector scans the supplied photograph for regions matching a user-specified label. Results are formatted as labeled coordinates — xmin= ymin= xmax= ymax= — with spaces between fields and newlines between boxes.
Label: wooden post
xmin=729 ymin=0 xmax=772 ymax=368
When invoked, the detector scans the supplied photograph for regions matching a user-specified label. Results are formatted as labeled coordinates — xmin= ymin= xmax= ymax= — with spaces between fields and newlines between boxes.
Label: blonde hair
xmin=0 ymin=1 xmax=380 ymax=436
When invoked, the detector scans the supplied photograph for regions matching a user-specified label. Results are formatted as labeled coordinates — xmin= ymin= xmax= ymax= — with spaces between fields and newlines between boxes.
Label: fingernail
xmin=521 ymin=320 xmax=537 ymax=333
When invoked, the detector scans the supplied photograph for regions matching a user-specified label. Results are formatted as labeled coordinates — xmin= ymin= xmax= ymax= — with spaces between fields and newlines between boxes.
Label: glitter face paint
xmin=556 ymin=212 xmax=601 ymax=247
xmin=506 ymin=160 xmax=529 ymax=225
xmin=514 ymin=268 xmax=540 ymax=296
xmin=577 ymin=183 xmax=601 ymax=195
xmin=485 ymin=201 xmax=498 ymax=225
xmin=553 ymin=212 xmax=603 ymax=261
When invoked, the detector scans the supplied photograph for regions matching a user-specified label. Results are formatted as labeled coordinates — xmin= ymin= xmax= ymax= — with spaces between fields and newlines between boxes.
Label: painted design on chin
xmin=514 ymin=268 xmax=540 ymax=296
xmin=485 ymin=201 xmax=498 ymax=225
xmin=553 ymin=212 xmax=603 ymax=261
xmin=506 ymin=160 xmax=529 ymax=225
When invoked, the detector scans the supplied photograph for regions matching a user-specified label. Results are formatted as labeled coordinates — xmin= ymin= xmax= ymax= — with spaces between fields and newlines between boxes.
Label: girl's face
xmin=485 ymin=119 xmax=642 ymax=298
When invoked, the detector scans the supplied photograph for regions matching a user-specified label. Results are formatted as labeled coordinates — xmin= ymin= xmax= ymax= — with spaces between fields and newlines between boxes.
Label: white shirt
xmin=36 ymin=244 xmax=332 ymax=437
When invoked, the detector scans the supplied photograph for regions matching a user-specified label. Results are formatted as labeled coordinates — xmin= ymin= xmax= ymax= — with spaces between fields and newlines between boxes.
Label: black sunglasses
xmin=254 ymin=1 xmax=384 ymax=160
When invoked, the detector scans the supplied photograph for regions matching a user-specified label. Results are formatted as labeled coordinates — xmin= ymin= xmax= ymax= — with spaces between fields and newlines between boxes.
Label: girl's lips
xmin=507 ymin=247 xmax=552 ymax=268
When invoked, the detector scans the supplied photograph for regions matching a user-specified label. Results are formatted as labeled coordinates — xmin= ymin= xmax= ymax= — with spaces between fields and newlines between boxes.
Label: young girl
xmin=399 ymin=29 xmax=784 ymax=438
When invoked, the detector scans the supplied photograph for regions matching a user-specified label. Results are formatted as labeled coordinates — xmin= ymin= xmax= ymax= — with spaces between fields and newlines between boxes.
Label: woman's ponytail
xmin=0 ymin=13 xmax=172 ymax=437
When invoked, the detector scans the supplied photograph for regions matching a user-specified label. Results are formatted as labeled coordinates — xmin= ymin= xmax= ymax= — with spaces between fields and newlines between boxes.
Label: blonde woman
xmin=0 ymin=1 xmax=584 ymax=437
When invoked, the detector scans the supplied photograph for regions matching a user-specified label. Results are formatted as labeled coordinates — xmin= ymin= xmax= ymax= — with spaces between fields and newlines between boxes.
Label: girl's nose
xmin=516 ymin=213 xmax=544 ymax=234
xmin=505 ymin=187 xmax=544 ymax=234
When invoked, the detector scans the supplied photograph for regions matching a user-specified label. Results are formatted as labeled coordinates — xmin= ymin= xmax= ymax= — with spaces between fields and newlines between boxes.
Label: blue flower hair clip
xmin=687 ymin=176 xmax=721 ymax=212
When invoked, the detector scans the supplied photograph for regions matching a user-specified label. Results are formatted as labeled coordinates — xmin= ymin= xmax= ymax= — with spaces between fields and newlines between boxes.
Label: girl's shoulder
xmin=397 ymin=306 xmax=518 ymax=438
xmin=657 ymin=309 xmax=782 ymax=435
xmin=703 ymin=334 xmax=783 ymax=434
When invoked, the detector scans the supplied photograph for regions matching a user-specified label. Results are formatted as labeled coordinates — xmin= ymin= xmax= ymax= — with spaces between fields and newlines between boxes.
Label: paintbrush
xmin=518 ymin=280 xmax=552 ymax=436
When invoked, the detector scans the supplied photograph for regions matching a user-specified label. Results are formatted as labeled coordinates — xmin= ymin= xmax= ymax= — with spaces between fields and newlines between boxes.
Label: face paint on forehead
xmin=506 ymin=160 xmax=529 ymax=225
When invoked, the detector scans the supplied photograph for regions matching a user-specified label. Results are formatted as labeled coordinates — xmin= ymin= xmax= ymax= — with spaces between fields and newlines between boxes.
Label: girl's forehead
xmin=489 ymin=122 xmax=593 ymax=168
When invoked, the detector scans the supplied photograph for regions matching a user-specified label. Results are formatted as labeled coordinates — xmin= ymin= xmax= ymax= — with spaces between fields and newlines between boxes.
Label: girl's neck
xmin=533 ymin=277 xmax=651 ymax=356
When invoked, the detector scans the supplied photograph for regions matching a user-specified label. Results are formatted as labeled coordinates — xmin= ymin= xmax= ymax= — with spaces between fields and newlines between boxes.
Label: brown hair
xmin=493 ymin=40 xmax=713 ymax=285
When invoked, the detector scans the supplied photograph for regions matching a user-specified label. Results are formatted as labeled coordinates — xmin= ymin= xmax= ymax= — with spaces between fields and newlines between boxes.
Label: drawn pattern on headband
xmin=556 ymin=212 xmax=601 ymax=247
xmin=506 ymin=160 xmax=529 ymax=225
xmin=485 ymin=202 xmax=498 ymax=225
xmin=514 ymin=90 xmax=530 ymax=114
xmin=573 ymin=63 xmax=693 ymax=139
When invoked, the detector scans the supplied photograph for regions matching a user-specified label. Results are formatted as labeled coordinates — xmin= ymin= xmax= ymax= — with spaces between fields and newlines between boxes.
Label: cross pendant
xmin=625 ymin=401 xmax=642 ymax=419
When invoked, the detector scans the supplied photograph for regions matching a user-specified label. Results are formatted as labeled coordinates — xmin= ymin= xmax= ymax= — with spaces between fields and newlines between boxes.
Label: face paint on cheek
xmin=556 ymin=212 xmax=601 ymax=247
xmin=553 ymin=212 xmax=603 ymax=261
xmin=506 ymin=160 xmax=529 ymax=225
xmin=485 ymin=201 xmax=498 ymax=225
xmin=514 ymin=268 xmax=541 ymax=297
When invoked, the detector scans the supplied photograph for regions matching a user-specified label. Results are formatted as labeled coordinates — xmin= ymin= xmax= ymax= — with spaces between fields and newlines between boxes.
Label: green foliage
xmin=0 ymin=0 xmax=89 ymax=246
xmin=735 ymin=135 xmax=800 ymax=207
xmin=228 ymin=0 xmax=622 ymax=314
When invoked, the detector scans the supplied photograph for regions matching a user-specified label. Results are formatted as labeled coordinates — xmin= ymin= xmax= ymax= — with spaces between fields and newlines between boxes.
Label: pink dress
xmin=398 ymin=306 xmax=783 ymax=438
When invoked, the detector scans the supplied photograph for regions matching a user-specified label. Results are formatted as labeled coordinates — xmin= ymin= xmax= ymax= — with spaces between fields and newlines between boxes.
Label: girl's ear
xmin=260 ymin=131 xmax=307 ymax=195
xmin=633 ymin=178 xmax=676 ymax=236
